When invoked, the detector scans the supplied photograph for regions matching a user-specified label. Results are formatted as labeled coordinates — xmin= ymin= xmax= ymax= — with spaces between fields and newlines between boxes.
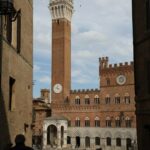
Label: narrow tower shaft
xmin=49 ymin=0 xmax=73 ymax=104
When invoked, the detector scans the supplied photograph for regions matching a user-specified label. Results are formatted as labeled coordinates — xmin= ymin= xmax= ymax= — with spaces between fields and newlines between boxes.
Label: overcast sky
xmin=33 ymin=0 xmax=133 ymax=98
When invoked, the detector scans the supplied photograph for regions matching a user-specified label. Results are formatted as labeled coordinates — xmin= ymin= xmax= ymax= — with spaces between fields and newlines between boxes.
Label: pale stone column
xmin=80 ymin=137 xmax=85 ymax=148
xmin=121 ymin=138 xmax=126 ymax=150
xmin=63 ymin=130 xmax=67 ymax=148
xmin=101 ymin=138 xmax=106 ymax=150
xmin=71 ymin=137 xmax=76 ymax=149
xmin=91 ymin=137 xmax=95 ymax=148
xmin=57 ymin=130 xmax=61 ymax=148
xmin=112 ymin=138 xmax=116 ymax=146
xmin=42 ymin=130 xmax=47 ymax=149
xmin=102 ymin=138 xmax=106 ymax=146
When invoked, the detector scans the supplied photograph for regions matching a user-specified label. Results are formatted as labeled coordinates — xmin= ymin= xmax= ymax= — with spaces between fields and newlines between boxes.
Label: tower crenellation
xmin=99 ymin=57 xmax=109 ymax=69
xmin=99 ymin=56 xmax=134 ymax=70
xmin=49 ymin=0 xmax=73 ymax=21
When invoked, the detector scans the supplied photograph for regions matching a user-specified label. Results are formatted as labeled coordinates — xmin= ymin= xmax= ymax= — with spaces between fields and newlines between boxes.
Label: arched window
xmin=124 ymin=93 xmax=130 ymax=104
xmin=75 ymin=96 xmax=80 ymax=105
xmin=106 ymin=137 xmax=111 ymax=146
xmin=94 ymin=95 xmax=100 ymax=104
xmin=116 ymin=138 xmax=121 ymax=146
xmin=105 ymin=94 xmax=111 ymax=104
xmin=106 ymin=117 xmax=111 ymax=127
xmin=115 ymin=117 xmax=121 ymax=127
xmin=106 ymin=78 xmax=110 ymax=86
xmin=125 ymin=117 xmax=131 ymax=127
xmin=75 ymin=117 xmax=80 ymax=127
xmin=95 ymin=137 xmax=100 ymax=145
xmin=85 ymin=95 xmax=90 ymax=104
xmin=95 ymin=117 xmax=100 ymax=127
xmin=85 ymin=117 xmax=90 ymax=127
xmin=115 ymin=93 xmax=121 ymax=104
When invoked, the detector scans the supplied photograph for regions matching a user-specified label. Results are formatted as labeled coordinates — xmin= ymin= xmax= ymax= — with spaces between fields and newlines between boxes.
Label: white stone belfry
xmin=49 ymin=0 xmax=74 ymax=21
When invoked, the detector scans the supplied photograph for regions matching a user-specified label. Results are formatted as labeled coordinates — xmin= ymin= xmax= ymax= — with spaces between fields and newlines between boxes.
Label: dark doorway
xmin=67 ymin=136 xmax=71 ymax=144
xmin=85 ymin=136 xmax=90 ymax=148
xmin=76 ymin=136 xmax=80 ymax=148
xmin=116 ymin=138 xmax=121 ymax=146
xmin=95 ymin=137 xmax=100 ymax=145
xmin=126 ymin=138 xmax=131 ymax=150
xmin=61 ymin=126 xmax=64 ymax=147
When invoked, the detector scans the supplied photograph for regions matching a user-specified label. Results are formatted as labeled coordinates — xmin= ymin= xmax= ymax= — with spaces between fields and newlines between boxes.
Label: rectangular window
xmin=46 ymin=111 xmax=51 ymax=117
xmin=9 ymin=77 xmax=16 ymax=111
xmin=146 ymin=0 xmax=150 ymax=30
xmin=6 ymin=9 xmax=21 ymax=53
xmin=7 ymin=16 xmax=12 ymax=43
xmin=16 ymin=11 xmax=21 ymax=53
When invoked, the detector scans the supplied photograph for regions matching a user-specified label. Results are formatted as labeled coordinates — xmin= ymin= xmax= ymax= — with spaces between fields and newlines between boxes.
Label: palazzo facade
xmin=41 ymin=0 xmax=137 ymax=150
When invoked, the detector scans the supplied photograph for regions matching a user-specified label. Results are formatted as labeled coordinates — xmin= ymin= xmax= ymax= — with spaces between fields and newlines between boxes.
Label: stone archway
xmin=42 ymin=116 xmax=68 ymax=149
xmin=47 ymin=125 xmax=57 ymax=147
xmin=85 ymin=136 xmax=90 ymax=148
xmin=126 ymin=138 xmax=131 ymax=150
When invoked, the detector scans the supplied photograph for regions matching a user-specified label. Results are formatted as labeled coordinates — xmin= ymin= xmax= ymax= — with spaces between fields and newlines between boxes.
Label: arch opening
xmin=76 ymin=136 xmax=80 ymax=148
xmin=47 ymin=125 xmax=57 ymax=147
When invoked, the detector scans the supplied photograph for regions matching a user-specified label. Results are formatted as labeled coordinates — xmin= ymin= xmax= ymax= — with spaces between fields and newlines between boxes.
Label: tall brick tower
xmin=49 ymin=0 xmax=73 ymax=104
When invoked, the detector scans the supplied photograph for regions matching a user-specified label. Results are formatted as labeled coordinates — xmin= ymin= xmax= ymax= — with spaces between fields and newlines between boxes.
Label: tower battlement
xmin=99 ymin=57 xmax=134 ymax=70
xmin=49 ymin=0 xmax=73 ymax=21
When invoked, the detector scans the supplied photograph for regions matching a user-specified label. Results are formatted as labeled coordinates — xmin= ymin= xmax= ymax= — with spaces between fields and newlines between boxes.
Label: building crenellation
xmin=99 ymin=57 xmax=134 ymax=70
xmin=70 ymin=88 xmax=100 ymax=94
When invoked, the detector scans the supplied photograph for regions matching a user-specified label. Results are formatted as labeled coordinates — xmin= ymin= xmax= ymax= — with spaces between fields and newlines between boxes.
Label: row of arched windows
xmin=69 ymin=116 xmax=132 ymax=128
xmin=67 ymin=136 xmax=132 ymax=148
xmin=74 ymin=94 xmax=131 ymax=105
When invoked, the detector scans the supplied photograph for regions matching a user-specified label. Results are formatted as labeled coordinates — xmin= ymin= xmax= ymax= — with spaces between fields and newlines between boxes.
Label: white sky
xmin=33 ymin=0 xmax=133 ymax=98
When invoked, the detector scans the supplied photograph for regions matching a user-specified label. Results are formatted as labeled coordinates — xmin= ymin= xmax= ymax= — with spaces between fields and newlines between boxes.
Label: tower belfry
xmin=49 ymin=0 xmax=73 ymax=104
xmin=50 ymin=0 xmax=73 ymax=21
